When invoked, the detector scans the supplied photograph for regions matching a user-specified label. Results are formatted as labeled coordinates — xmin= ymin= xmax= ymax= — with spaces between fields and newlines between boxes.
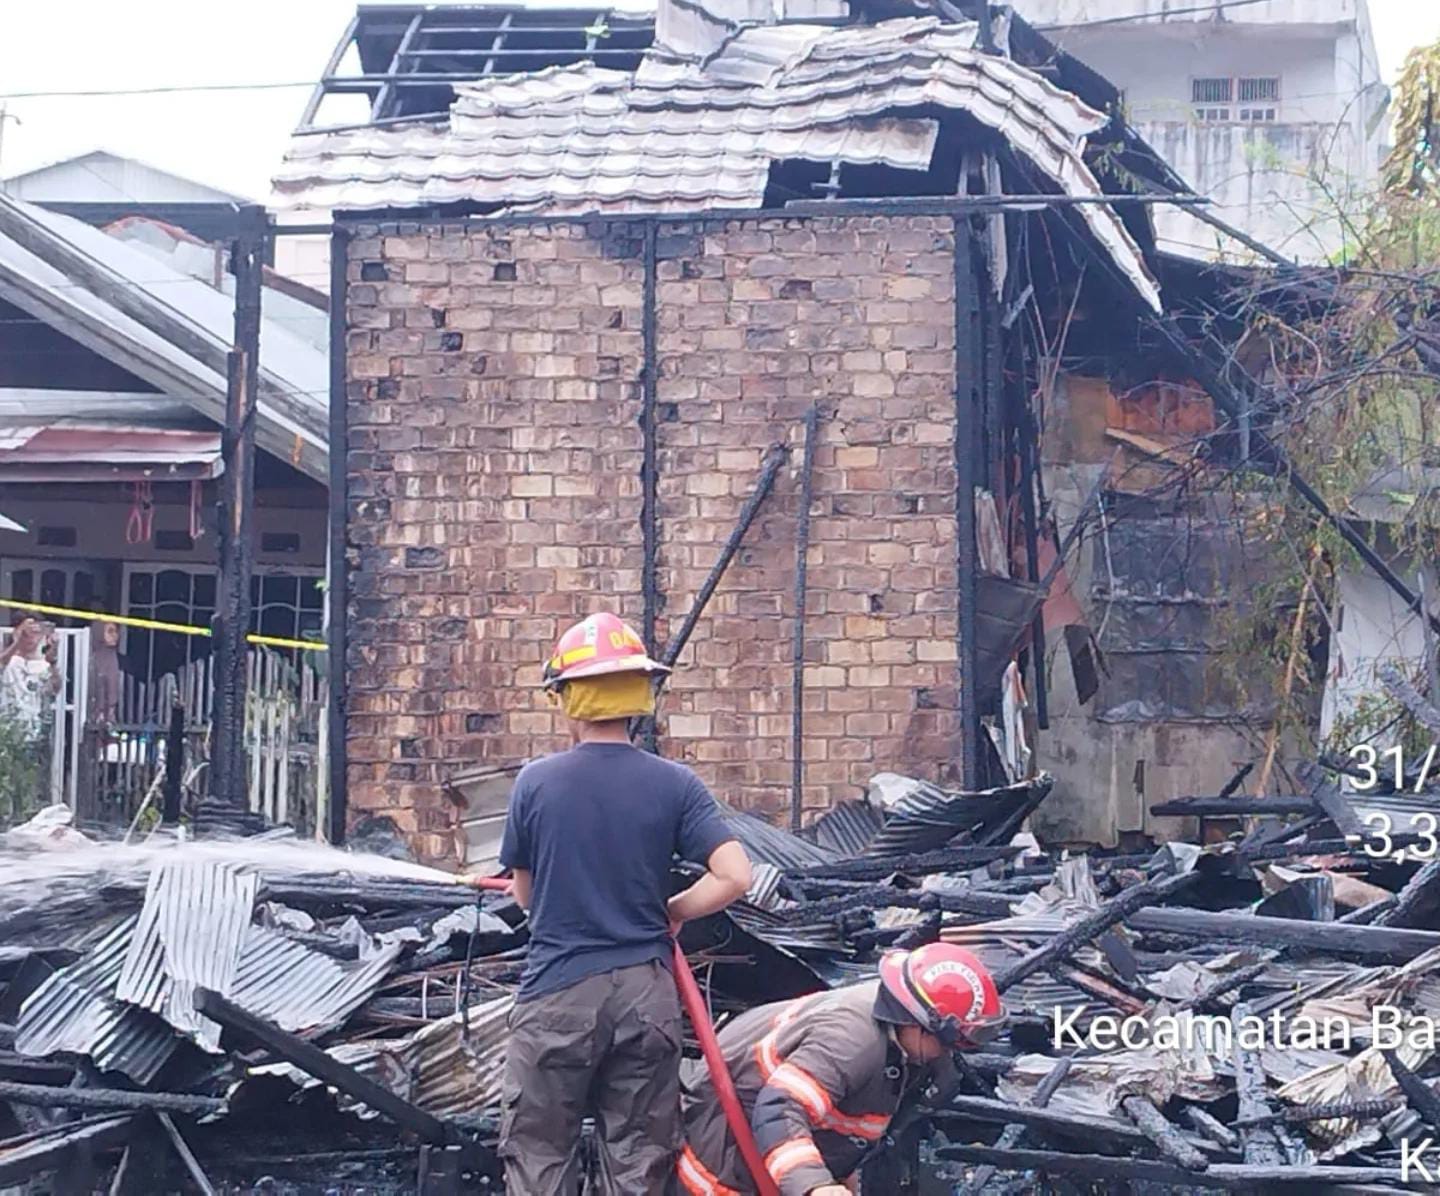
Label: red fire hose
xmin=672 ymin=939 xmax=779 ymax=1196
xmin=469 ymin=876 xmax=774 ymax=1193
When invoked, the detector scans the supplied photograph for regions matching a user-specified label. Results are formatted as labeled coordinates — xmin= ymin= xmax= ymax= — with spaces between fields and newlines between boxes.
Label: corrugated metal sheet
xmin=862 ymin=776 xmax=1039 ymax=857
xmin=230 ymin=924 xmax=403 ymax=1035
xmin=273 ymin=16 xmax=1160 ymax=311
xmin=807 ymin=800 xmax=884 ymax=857
xmin=116 ymin=859 xmax=257 ymax=1053
xmin=248 ymin=995 xmax=513 ymax=1127
xmin=723 ymin=809 xmax=837 ymax=870
xmin=15 ymin=916 xmax=179 ymax=1084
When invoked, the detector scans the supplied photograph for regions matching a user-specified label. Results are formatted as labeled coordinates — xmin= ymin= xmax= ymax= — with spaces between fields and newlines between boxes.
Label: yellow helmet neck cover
xmin=557 ymin=671 xmax=656 ymax=722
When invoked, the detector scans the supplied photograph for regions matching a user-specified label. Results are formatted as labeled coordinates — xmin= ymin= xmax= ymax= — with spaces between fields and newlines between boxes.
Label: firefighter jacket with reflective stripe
xmin=677 ymin=981 xmax=908 ymax=1196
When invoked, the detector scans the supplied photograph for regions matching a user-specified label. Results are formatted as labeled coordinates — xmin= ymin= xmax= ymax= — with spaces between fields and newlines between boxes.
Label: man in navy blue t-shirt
xmin=490 ymin=612 xmax=751 ymax=1194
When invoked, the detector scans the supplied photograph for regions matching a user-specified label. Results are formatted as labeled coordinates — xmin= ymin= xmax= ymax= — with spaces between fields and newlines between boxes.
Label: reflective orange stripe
xmin=768 ymin=1061 xmax=832 ymax=1122
xmin=677 ymin=1144 xmax=739 ymax=1196
xmin=820 ymin=1109 xmax=889 ymax=1140
xmin=764 ymin=1137 xmax=824 ymax=1181
xmin=754 ymin=995 xmax=889 ymax=1142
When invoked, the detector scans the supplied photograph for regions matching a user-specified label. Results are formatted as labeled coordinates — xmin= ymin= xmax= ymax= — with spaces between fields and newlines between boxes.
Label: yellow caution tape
xmin=0 ymin=596 xmax=328 ymax=652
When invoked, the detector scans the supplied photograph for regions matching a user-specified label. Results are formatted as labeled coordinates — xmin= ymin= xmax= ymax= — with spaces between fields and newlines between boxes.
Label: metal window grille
xmin=1239 ymin=77 xmax=1280 ymax=102
xmin=1192 ymin=78 xmax=1233 ymax=104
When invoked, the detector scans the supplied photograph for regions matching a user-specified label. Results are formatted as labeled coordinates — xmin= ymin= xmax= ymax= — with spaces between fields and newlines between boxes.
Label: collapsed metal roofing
xmin=274 ymin=15 xmax=1162 ymax=311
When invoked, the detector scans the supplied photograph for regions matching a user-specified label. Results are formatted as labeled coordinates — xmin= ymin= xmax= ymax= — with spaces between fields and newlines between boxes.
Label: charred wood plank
xmin=0 ymin=1115 xmax=133 ymax=1187
xmin=195 ymin=988 xmax=449 ymax=1144
xmin=1233 ymin=1096 xmax=1404 ymax=1129
xmin=1176 ymin=959 xmax=1275 ymax=1013
xmin=660 ymin=442 xmax=788 ymax=669
xmin=1233 ymin=1001 xmax=1284 ymax=1166
xmin=993 ymin=872 xmax=1199 ymax=993
xmin=1121 ymin=1095 xmax=1208 ymax=1171
xmin=1339 ymin=896 xmax=1397 ymax=925
xmin=1149 ymin=796 xmax=1317 ymax=817
xmin=1126 ymin=907 xmax=1440 ymax=961
xmin=930 ymin=1093 xmax=1152 ymax=1152
xmin=1384 ymin=1049 xmax=1440 ymax=1135
xmin=956 ymin=1057 xmax=1071 ymax=1196
xmin=935 ymin=1144 xmax=1402 ymax=1190
xmin=1182 ymin=1107 xmax=1240 ymax=1151
xmin=1378 ymin=859 xmax=1440 ymax=929
xmin=0 ymin=1080 xmax=223 ymax=1116
xmin=156 ymin=1113 xmax=215 ymax=1196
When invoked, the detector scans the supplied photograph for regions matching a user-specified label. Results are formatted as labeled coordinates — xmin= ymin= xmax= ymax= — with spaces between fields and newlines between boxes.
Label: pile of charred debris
xmin=6 ymin=763 xmax=1440 ymax=1193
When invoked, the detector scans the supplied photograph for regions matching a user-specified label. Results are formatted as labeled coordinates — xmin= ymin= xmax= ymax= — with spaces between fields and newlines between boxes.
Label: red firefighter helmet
xmin=878 ymin=944 xmax=1006 ymax=1048
xmin=542 ymin=612 xmax=670 ymax=689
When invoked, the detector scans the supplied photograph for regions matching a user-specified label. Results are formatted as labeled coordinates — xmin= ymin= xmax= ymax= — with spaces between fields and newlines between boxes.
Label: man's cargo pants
xmin=501 ymin=958 xmax=683 ymax=1194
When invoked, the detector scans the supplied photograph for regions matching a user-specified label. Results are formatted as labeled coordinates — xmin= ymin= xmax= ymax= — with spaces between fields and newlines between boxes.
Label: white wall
xmin=1012 ymin=0 xmax=1386 ymax=262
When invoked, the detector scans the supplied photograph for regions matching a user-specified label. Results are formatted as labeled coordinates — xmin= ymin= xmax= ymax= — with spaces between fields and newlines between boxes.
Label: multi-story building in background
xmin=1014 ymin=0 xmax=1388 ymax=262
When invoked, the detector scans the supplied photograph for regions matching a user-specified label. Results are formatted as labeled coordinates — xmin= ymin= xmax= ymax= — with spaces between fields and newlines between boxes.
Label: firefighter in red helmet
xmin=485 ymin=612 xmax=753 ymax=1195
xmin=674 ymin=944 xmax=1006 ymax=1195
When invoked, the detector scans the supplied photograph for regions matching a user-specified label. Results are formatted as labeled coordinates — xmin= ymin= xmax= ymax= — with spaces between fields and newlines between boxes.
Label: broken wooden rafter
xmin=1232 ymin=1001 xmax=1283 ymax=1167
xmin=993 ymin=871 xmax=1199 ymax=993
xmin=0 ymin=1079 xmax=223 ymax=1117
xmin=1233 ymin=1095 xmax=1404 ymax=1130
xmin=194 ymin=988 xmax=451 ymax=1145
xmin=1383 ymin=1049 xmax=1440 ymax=1136
xmin=956 ymin=1057 xmax=1072 ymax=1196
xmin=1124 ymin=906 xmax=1440 ymax=961
xmin=1121 ymin=1094 xmax=1208 ymax=1171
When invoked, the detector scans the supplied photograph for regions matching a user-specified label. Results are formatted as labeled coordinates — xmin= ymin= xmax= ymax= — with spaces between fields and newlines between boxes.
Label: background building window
xmin=1192 ymin=78 xmax=1233 ymax=105
xmin=1239 ymin=77 xmax=1281 ymax=103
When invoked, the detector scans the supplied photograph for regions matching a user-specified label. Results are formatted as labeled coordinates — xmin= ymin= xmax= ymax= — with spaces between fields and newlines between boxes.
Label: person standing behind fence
xmin=0 ymin=615 xmax=60 ymax=815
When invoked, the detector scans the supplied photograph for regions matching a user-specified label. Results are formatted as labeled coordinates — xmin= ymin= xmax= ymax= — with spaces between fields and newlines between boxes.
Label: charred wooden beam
xmin=156 ymin=1113 xmax=215 ymax=1196
xmin=993 ymin=871 xmax=1199 ymax=993
xmin=661 ymin=442 xmax=789 ymax=669
xmin=1182 ymin=1107 xmax=1240 ymax=1151
xmin=930 ymin=1093 xmax=1153 ymax=1152
xmin=789 ymin=404 xmax=820 ymax=832
xmin=1233 ymin=1001 xmax=1284 ymax=1166
xmin=1379 ymin=859 xmax=1440 ymax=929
xmin=956 ymin=1056 xmax=1072 ymax=1196
xmin=1149 ymin=796 xmax=1316 ymax=817
xmin=1176 ymin=958 xmax=1275 ymax=1014
xmin=1234 ymin=1096 xmax=1404 ymax=1130
xmin=1126 ymin=906 xmax=1440 ymax=961
xmin=1384 ymin=1049 xmax=1440 ymax=1135
xmin=0 ymin=1080 xmax=224 ymax=1116
xmin=0 ymin=1115 xmax=133 ymax=1187
xmin=1122 ymin=1095 xmax=1208 ymax=1171
xmin=935 ymin=1144 xmax=1403 ymax=1190
xmin=195 ymin=988 xmax=450 ymax=1143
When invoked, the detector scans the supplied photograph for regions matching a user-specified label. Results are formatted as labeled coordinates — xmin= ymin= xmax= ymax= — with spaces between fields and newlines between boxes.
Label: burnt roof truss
xmin=297 ymin=4 xmax=657 ymax=133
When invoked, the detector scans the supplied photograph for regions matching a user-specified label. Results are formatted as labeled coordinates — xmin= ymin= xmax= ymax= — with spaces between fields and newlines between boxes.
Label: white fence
xmin=0 ymin=628 xmax=327 ymax=836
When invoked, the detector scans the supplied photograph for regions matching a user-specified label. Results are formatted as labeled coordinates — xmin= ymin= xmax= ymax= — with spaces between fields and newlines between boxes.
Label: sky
xmin=0 ymin=0 xmax=1437 ymax=204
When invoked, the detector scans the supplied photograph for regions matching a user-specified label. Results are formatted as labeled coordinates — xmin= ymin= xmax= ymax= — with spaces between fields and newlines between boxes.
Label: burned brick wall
xmin=344 ymin=214 xmax=961 ymax=862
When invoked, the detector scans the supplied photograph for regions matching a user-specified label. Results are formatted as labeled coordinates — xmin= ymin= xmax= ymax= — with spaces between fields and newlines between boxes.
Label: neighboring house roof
xmin=0 ymin=195 xmax=327 ymax=481
xmin=2 ymin=150 xmax=249 ymax=207
xmin=274 ymin=15 xmax=1161 ymax=311
xmin=0 ymin=420 xmax=222 ymax=483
